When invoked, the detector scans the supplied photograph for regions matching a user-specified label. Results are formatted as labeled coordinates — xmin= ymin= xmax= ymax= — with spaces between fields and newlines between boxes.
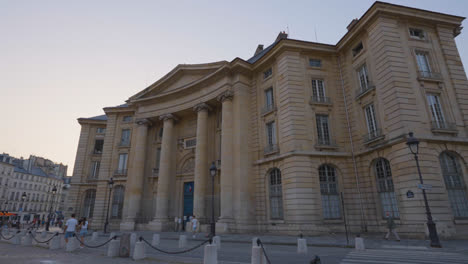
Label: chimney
xmin=347 ymin=18 xmax=359 ymax=31
xmin=254 ymin=44 xmax=264 ymax=56
xmin=275 ymin=31 xmax=288 ymax=42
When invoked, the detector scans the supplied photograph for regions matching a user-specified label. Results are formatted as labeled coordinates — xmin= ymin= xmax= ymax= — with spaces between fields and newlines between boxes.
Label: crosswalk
xmin=340 ymin=249 xmax=468 ymax=264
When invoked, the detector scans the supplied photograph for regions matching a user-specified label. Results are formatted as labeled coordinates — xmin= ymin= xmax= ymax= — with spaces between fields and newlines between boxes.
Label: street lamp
xmin=209 ymin=162 xmax=217 ymax=238
xmin=46 ymin=186 xmax=57 ymax=231
xmin=104 ymin=177 xmax=114 ymax=233
xmin=406 ymin=132 xmax=441 ymax=248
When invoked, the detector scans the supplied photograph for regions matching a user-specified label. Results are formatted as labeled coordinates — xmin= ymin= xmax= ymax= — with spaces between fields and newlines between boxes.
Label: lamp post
xmin=406 ymin=132 xmax=441 ymax=248
xmin=21 ymin=192 xmax=26 ymax=225
xmin=46 ymin=186 xmax=57 ymax=231
xmin=209 ymin=162 xmax=217 ymax=238
xmin=104 ymin=177 xmax=114 ymax=233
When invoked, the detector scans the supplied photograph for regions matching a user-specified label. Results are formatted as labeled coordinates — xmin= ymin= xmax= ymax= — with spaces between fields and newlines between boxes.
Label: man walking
xmin=191 ymin=215 xmax=198 ymax=238
xmin=64 ymin=214 xmax=78 ymax=244
xmin=384 ymin=212 xmax=400 ymax=241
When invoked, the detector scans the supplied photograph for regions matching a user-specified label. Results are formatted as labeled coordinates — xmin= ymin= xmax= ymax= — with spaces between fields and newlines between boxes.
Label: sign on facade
xmin=417 ymin=184 xmax=432 ymax=190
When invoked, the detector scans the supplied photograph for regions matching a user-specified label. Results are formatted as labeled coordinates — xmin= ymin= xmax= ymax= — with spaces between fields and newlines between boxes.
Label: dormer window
xmin=263 ymin=68 xmax=272 ymax=79
xmin=352 ymin=42 xmax=363 ymax=57
xmin=409 ymin=28 xmax=425 ymax=40
xmin=309 ymin=59 xmax=322 ymax=67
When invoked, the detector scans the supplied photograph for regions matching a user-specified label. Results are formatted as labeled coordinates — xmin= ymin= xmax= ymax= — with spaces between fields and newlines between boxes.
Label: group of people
xmin=63 ymin=214 xmax=88 ymax=248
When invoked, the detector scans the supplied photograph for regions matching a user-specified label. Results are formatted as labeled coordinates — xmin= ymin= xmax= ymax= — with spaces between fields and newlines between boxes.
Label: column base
xmin=120 ymin=221 xmax=136 ymax=231
xmin=148 ymin=219 xmax=171 ymax=232
xmin=216 ymin=218 xmax=234 ymax=234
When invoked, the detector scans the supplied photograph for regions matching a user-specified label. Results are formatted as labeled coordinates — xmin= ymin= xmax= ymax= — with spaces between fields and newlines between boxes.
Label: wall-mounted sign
xmin=406 ymin=190 xmax=414 ymax=198
xmin=417 ymin=184 xmax=432 ymax=190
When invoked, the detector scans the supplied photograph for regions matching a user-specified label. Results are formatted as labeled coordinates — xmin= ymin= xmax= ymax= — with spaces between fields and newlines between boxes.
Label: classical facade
xmin=68 ymin=2 xmax=468 ymax=238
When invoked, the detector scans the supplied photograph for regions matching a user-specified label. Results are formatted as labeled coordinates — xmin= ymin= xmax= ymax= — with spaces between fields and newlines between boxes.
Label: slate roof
xmin=86 ymin=114 xmax=108 ymax=121
xmin=246 ymin=41 xmax=278 ymax=64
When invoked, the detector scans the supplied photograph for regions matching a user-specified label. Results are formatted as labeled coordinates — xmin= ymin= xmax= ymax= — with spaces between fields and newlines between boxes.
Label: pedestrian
xmin=191 ymin=215 xmax=198 ymax=238
xmin=64 ymin=213 xmax=78 ymax=244
xmin=79 ymin=217 xmax=88 ymax=248
xmin=177 ymin=217 xmax=182 ymax=232
xmin=384 ymin=212 xmax=400 ymax=241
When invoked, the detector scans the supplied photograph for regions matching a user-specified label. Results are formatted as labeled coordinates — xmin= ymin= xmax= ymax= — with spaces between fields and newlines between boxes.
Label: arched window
xmin=269 ymin=168 xmax=283 ymax=219
xmin=82 ymin=189 xmax=96 ymax=218
xmin=319 ymin=165 xmax=341 ymax=219
xmin=111 ymin=185 xmax=125 ymax=219
xmin=375 ymin=158 xmax=399 ymax=218
xmin=440 ymin=152 xmax=468 ymax=218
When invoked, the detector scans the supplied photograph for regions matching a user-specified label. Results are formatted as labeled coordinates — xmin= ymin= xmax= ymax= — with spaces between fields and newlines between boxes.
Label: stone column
xmin=120 ymin=118 xmax=151 ymax=231
xmin=149 ymin=114 xmax=177 ymax=231
xmin=193 ymin=103 xmax=212 ymax=222
xmin=216 ymin=91 xmax=234 ymax=232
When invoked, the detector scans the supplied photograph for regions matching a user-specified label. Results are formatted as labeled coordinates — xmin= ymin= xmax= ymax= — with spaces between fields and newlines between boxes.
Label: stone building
xmin=0 ymin=153 xmax=66 ymax=223
xmin=68 ymin=2 xmax=468 ymax=238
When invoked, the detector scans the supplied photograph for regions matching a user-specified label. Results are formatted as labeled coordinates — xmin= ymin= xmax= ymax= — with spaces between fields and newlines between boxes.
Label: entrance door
xmin=183 ymin=182 xmax=194 ymax=217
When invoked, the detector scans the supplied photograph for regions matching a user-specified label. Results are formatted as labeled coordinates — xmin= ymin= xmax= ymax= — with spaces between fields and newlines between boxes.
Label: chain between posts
xmin=74 ymin=233 xmax=117 ymax=248
xmin=256 ymin=238 xmax=272 ymax=264
xmin=29 ymin=231 xmax=59 ymax=244
xmin=0 ymin=229 xmax=20 ymax=240
xmin=140 ymin=236 xmax=211 ymax=254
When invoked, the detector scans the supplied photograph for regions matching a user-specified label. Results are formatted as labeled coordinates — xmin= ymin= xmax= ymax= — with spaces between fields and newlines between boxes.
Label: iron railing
xmin=114 ymin=169 xmax=127 ymax=176
xmin=418 ymin=71 xmax=442 ymax=80
xmin=431 ymin=121 xmax=456 ymax=131
xmin=356 ymin=84 xmax=376 ymax=99
xmin=310 ymin=96 xmax=331 ymax=104
xmin=261 ymin=104 xmax=276 ymax=115
xmin=363 ymin=129 xmax=383 ymax=143
xmin=264 ymin=144 xmax=279 ymax=155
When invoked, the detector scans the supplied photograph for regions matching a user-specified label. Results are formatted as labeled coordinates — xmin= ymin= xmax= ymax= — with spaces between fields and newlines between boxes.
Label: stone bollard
xmin=91 ymin=232 xmax=99 ymax=242
xmin=107 ymin=238 xmax=120 ymax=257
xmin=49 ymin=235 xmax=61 ymax=250
xmin=130 ymin=233 xmax=137 ymax=249
xmin=66 ymin=235 xmax=78 ymax=252
xmin=151 ymin=234 xmax=160 ymax=247
xmin=132 ymin=241 xmax=146 ymax=261
xmin=297 ymin=238 xmax=307 ymax=254
xmin=179 ymin=235 xmax=187 ymax=248
xmin=21 ymin=233 xmax=33 ymax=246
xmin=213 ymin=236 xmax=221 ymax=250
xmin=252 ymin=237 xmax=259 ymax=247
xmin=41 ymin=231 xmax=47 ymax=239
xmin=203 ymin=243 xmax=218 ymax=264
xmin=12 ymin=234 xmax=21 ymax=245
xmin=251 ymin=245 xmax=267 ymax=264
xmin=109 ymin=232 xmax=116 ymax=240
xmin=355 ymin=235 xmax=365 ymax=251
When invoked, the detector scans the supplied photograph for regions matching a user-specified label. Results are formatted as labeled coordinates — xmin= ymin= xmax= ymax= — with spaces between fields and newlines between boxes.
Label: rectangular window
xmin=263 ymin=68 xmax=272 ymax=79
xmin=311 ymin=79 xmax=326 ymax=101
xmin=120 ymin=129 xmax=131 ymax=146
xmin=427 ymin=94 xmax=446 ymax=127
xmin=316 ymin=115 xmax=331 ymax=145
xmin=96 ymin=127 xmax=106 ymax=134
xmin=122 ymin=116 xmax=132 ymax=122
xmin=309 ymin=59 xmax=322 ymax=67
xmin=155 ymin=148 xmax=161 ymax=169
xmin=266 ymin=121 xmax=276 ymax=146
xmin=409 ymin=28 xmax=425 ymax=39
xmin=117 ymin=154 xmax=128 ymax=174
xmin=184 ymin=138 xmax=197 ymax=149
xmin=365 ymin=104 xmax=378 ymax=137
xmin=416 ymin=51 xmax=431 ymax=76
xmin=265 ymin=88 xmax=274 ymax=111
xmin=94 ymin=139 xmax=104 ymax=154
xmin=90 ymin=161 xmax=100 ymax=179
xmin=357 ymin=64 xmax=370 ymax=92
xmin=352 ymin=42 xmax=363 ymax=57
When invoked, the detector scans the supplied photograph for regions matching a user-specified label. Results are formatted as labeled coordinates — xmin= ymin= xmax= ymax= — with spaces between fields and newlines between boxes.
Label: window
xmin=352 ymin=42 xmax=363 ymax=57
xmin=316 ymin=115 xmax=331 ymax=145
xmin=375 ymin=158 xmax=399 ymax=218
xmin=309 ymin=59 xmax=322 ymax=67
xmin=90 ymin=161 xmax=100 ymax=179
xmin=96 ymin=127 xmax=106 ymax=134
xmin=415 ymin=51 xmax=431 ymax=77
xmin=94 ymin=139 xmax=104 ymax=154
xmin=409 ymin=28 xmax=425 ymax=40
xmin=311 ymin=79 xmax=326 ymax=102
xmin=158 ymin=127 xmax=164 ymax=140
xmin=122 ymin=116 xmax=132 ymax=122
xmin=82 ymin=189 xmax=96 ymax=218
xmin=120 ymin=129 xmax=131 ymax=146
xmin=263 ymin=68 xmax=272 ymax=79
xmin=319 ymin=165 xmax=341 ymax=219
xmin=427 ymin=94 xmax=446 ymax=128
xmin=364 ymin=104 xmax=378 ymax=138
xmin=357 ymin=64 xmax=370 ymax=92
xmin=264 ymin=87 xmax=274 ymax=112
xmin=111 ymin=185 xmax=125 ymax=219
xmin=155 ymin=148 xmax=161 ymax=170
xmin=266 ymin=121 xmax=276 ymax=147
xmin=269 ymin=168 xmax=283 ymax=219
xmin=439 ymin=152 xmax=468 ymax=218
xmin=117 ymin=154 xmax=128 ymax=174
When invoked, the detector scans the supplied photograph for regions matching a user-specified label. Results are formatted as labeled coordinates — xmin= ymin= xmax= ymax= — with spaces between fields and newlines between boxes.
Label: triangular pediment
xmin=130 ymin=61 xmax=228 ymax=101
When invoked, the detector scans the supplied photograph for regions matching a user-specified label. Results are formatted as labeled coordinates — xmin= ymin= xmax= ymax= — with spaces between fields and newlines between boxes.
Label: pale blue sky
xmin=1 ymin=0 xmax=467 ymax=173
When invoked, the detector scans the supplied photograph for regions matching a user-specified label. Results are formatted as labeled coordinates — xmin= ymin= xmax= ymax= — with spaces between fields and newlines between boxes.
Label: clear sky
xmin=1 ymin=0 xmax=467 ymax=174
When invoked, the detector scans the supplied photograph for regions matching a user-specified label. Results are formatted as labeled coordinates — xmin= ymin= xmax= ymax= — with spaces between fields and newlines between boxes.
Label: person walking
xmin=64 ymin=214 xmax=78 ymax=244
xmin=191 ymin=215 xmax=198 ymax=239
xmin=79 ymin=217 xmax=88 ymax=248
xmin=384 ymin=212 xmax=400 ymax=241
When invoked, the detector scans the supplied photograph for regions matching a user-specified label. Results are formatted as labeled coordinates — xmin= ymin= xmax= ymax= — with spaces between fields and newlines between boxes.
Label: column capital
xmin=217 ymin=90 xmax=234 ymax=103
xmin=193 ymin=103 xmax=212 ymax=113
xmin=159 ymin=113 xmax=178 ymax=122
xmin=135 ymin=118 xmax=152 ymax=126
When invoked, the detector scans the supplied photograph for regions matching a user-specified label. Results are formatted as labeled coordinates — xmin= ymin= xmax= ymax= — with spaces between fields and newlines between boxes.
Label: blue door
xmin=183 ymin=182 xmax=194 ymax=217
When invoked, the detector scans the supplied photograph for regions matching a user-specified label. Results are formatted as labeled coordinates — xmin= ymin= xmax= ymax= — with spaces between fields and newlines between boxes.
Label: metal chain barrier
xmin=0 ymin=229 xmax=20 ymax=240
xmin=140 ymin=236 xmax=211 ymax=254
xmin=74 ymin=233 xmax=117 ymax=248
xmin=256 ymin=238 xmax=272 ymax=264
xmin=29 ymin=231 xmax=59 ymax=244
